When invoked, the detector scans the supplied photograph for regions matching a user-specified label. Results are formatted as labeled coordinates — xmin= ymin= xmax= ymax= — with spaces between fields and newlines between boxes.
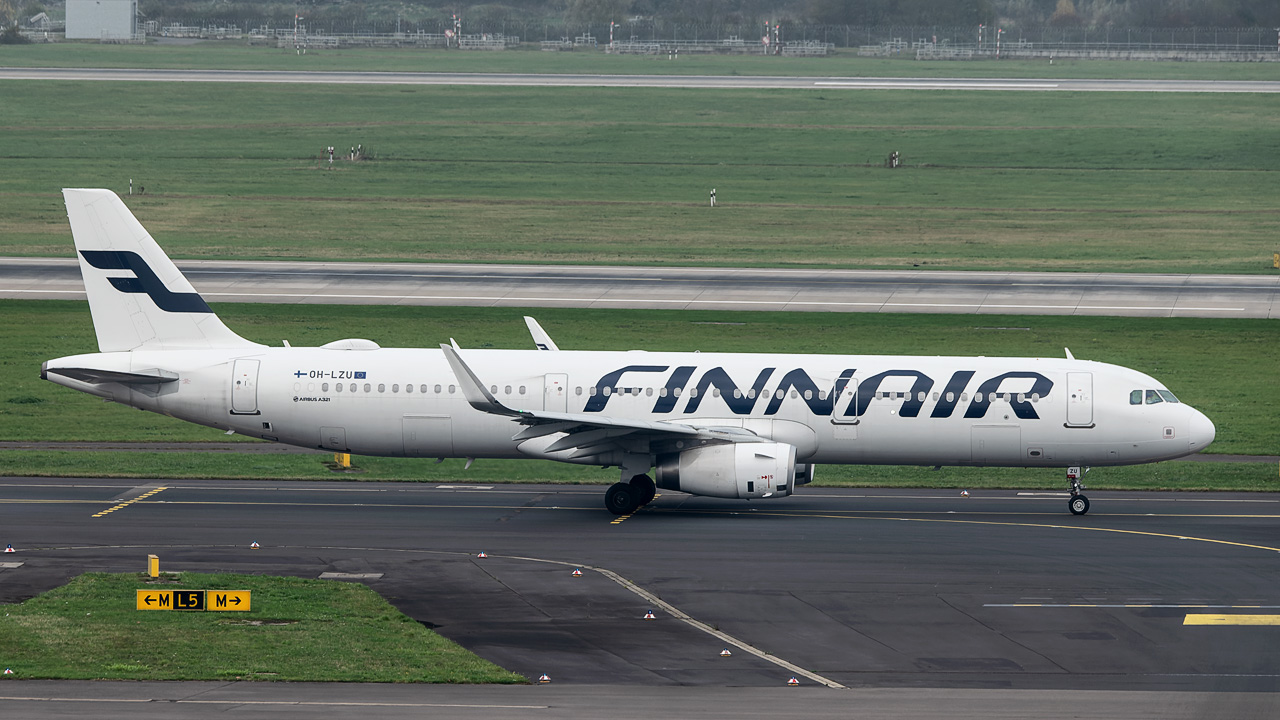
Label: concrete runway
xmin=3 ymin=67 xmax=1280 ymax=93
xmin=2 ymin=477 xmax=1278 ymax=717
xmin=5 ymin=257 xmax=1277 ymax=318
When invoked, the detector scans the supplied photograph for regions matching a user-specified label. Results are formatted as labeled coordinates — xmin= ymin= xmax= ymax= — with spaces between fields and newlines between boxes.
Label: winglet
xmin=439 ymin=344 xmax=523 ymax=417
xmin=524 ymin=316 xmax=560 ymax=351
xmin=1064 ymin=347 xmax=1075 ymax=360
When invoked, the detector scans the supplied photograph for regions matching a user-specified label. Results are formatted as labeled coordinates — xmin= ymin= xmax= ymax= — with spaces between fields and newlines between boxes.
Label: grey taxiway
xmin=4 ymin=67 xmax=1280 ymax=93
xmin=4 ymin=257 xmax=1277 ymax=318
xmin=2 ymin=478 xmax=1279 ymax=718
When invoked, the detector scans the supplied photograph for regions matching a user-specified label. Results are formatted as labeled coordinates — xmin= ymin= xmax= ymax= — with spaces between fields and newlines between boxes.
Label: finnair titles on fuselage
xmin=43 ymin=190 xmax=1216 ymax=516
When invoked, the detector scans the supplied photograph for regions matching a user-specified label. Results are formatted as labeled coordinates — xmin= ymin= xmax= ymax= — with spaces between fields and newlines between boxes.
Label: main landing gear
xmin=1067 ymin=466 xmax=1090 ymax=516
xmin=605 ymin=474 xmax=656 ymax=516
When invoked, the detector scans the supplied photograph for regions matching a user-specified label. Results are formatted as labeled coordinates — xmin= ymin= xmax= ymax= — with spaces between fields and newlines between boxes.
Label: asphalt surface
xmin=2 ymin=477 xmax=1278 ymax=718
xmin=3 ymin=67 xmax=1280 ymax=93
xmin=5 ymin=257 xmax=1277 ymax=318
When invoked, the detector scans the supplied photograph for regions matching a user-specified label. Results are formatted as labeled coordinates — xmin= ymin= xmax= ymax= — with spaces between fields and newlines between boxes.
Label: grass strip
xmin=3 ymin=81 xmax=1278 ymax=273
xmin=0 ymin=572 xmax=525 ymax=682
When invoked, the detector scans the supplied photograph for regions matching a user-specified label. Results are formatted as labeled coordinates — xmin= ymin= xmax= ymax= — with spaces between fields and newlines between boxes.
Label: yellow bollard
xmin=334 ymin=453 xmax=351 ymax=469
xmin=1273 ymin=253 xmax=1279 ymax=270
xmin=147 ymin=554 xmax=159 ymax=578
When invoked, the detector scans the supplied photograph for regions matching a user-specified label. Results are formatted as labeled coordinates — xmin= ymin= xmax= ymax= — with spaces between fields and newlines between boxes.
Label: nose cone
xmin=1188 ymin=409 xmax=1216 ymax=453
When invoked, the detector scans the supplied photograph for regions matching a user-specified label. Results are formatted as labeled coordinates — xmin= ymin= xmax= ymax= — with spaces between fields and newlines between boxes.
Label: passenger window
xmin=378 ymin=384 xmax=385 ymax=393
xmin=519 ymin=385 xmax=526 ymax=395
xmin=646 ymin=387 xmax=653 ymax=397
xmin=1145 ymin=390 xmax=1163 ymax=404
xmin=350 ymin=383 xmax=357 ymax=392
xmin=1130 ymin=390 xmax=1142 ymax=405
xmin=432 ymin=384 xmax=440 ymax=394
xmin=961 ymin=393 xmax=968 ymax=402
xmin=946 ymin=392 xmax=954 ymax=403
xmin=603 ymin=387 xmax=611 ymax=396
xmin=575 ymin=387 xmax=582 ymax=396
xmin=448 ymin=384 xmax=456 ymax=394
xmin=917 ymin=391 xmax=925 ymax=402
xmin=804 ymin=390 xmax=812 ymax=400
xmin=790 ymin=389 xmax=798 ymax=399
xmin=674 ymin=387 xmax=682 ymax=397
xmin=690 ymin=388 xmax=699 ymax=398
xmin=504 ymin=385 xmax=511 ymax=395
xmin=322 ymin=382 xmax=329 ymax=392
xmin=364 ymin=383 xmax=372 ymax=393
xmin=974 ymin=392 xmax=983 ymax=402
xmin=1157 ymin=390 xmax=1180 ymax=404
xmin=1031 ymin=393 xmax=1039 ymax=402
xmin=588 ymin=386 xmax=597 ymax=396
xmin=932 ymin=392 xmax=939 ymax=401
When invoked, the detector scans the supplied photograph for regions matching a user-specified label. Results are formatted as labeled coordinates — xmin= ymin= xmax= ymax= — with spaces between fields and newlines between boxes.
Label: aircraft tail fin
xmin=63 ymin=188 xmax=261 ymax=353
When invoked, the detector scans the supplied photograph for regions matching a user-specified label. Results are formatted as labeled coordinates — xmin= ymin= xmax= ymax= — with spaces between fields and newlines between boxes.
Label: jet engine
xmin=655 ymin=442 xmax=797 ymax=499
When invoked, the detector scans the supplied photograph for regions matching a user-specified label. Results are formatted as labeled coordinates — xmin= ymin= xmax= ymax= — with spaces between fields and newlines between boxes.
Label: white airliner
xmin=43 ymin=189 xmax=1216 ymax=516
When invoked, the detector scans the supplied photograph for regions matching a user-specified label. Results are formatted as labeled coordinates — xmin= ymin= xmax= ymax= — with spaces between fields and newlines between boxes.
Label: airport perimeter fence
xmin=41 ymin=17 xmax=1280 ymax=59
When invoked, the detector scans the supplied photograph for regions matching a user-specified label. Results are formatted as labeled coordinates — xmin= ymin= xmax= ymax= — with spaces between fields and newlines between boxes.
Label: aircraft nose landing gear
xmin=1067 ymin=466 xmax=1090 ymax=516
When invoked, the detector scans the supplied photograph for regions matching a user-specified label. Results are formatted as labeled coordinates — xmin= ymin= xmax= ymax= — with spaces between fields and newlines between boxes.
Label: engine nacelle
xmin=655 ymin=442 xmax=797 ymax=499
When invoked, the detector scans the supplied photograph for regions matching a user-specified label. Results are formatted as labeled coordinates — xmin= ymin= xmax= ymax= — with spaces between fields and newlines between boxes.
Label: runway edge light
xmin=477 ymin=551 xmax=487 ymax=558
xmin=787 ymin=677 xmax=800 ymax=686
xmin=572 ymin=568 xmax=582 ymax=577
xmin=720 ymin=649 xmax=732 ymax=657
xmin=644 ymin=610 xmax=656 ymax=620
xmin=3 ymin=668 xmax=13 ymax=675
xmin=250 ymin=541 xmax=260 ymax=549
xmin=538 ymin=674 xmax=550 ymax=683
xmin=3 ymin=545 xmax=13 ymax=553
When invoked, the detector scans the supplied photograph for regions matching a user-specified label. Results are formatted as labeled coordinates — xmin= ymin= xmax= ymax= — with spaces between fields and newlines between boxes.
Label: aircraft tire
xmin=605 ymin=482 xmax=639 ymax=515
xmin=629 ymin=474 xmax=657 ymax=506
xmin=1069 ymin=494 xmax=1090 ymax=516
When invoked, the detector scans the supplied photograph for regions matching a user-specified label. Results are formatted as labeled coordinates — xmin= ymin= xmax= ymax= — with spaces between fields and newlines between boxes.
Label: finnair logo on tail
xmin=79 ymin=250 xmax=211 ymax=314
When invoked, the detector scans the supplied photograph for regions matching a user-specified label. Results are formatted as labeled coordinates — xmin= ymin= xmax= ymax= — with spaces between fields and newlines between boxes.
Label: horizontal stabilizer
xmin=42 ymin=365 xmax=178 ymax=385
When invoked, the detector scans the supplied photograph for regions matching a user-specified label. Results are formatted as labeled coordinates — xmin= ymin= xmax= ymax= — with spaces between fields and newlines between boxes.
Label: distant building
xmin=66 ymin=0 xmax=137 ymax=40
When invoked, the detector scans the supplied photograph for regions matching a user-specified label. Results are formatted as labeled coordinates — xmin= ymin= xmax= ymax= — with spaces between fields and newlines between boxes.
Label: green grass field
xmin=3 ymin=72 xmax=1278 ymax=272
xmin=4 ymin=300 xmax=1276 ymax=491
xmin=0 ymin=572 xmax=524 ymax=682
xmin=4 ymin=40 xmax=1280 ymax=80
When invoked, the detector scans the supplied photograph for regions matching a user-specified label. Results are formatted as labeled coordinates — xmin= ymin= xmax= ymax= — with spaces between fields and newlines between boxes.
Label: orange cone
xmin=787 ymin=677 xmax=800 ymax=686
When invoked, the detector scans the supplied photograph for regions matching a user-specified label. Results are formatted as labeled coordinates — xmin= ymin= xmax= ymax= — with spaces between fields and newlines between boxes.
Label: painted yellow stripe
xmin=1184 ymin=614 xmax=1280 ymax=626
xmin=92 ymin=487 xmax=167 ymax=518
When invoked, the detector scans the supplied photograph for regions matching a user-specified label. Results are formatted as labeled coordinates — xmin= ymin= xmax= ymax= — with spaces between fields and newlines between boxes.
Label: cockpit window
xmin=1129 ymin=390 xmax=1142 ymax=405
xmin=1145 ymin=389 xmax=1163 ymax=404
xmin=1157 ymin=390 xmax=1180 ymax=403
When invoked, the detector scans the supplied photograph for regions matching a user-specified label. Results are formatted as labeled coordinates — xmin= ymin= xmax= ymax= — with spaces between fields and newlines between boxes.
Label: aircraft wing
xmin=440 ymin=344 xmax=762 ymax=458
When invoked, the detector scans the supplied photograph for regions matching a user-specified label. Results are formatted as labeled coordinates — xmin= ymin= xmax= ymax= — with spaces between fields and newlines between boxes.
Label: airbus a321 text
xmin=43 ymin=190 xmax=1216 ymax=516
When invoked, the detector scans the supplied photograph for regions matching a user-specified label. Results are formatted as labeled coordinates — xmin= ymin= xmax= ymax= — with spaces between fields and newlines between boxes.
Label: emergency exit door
xmin=1065 ymin=371 xmax=1093 ymax=427
xmin=230 ymin=359 xmax=260 ymax=415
